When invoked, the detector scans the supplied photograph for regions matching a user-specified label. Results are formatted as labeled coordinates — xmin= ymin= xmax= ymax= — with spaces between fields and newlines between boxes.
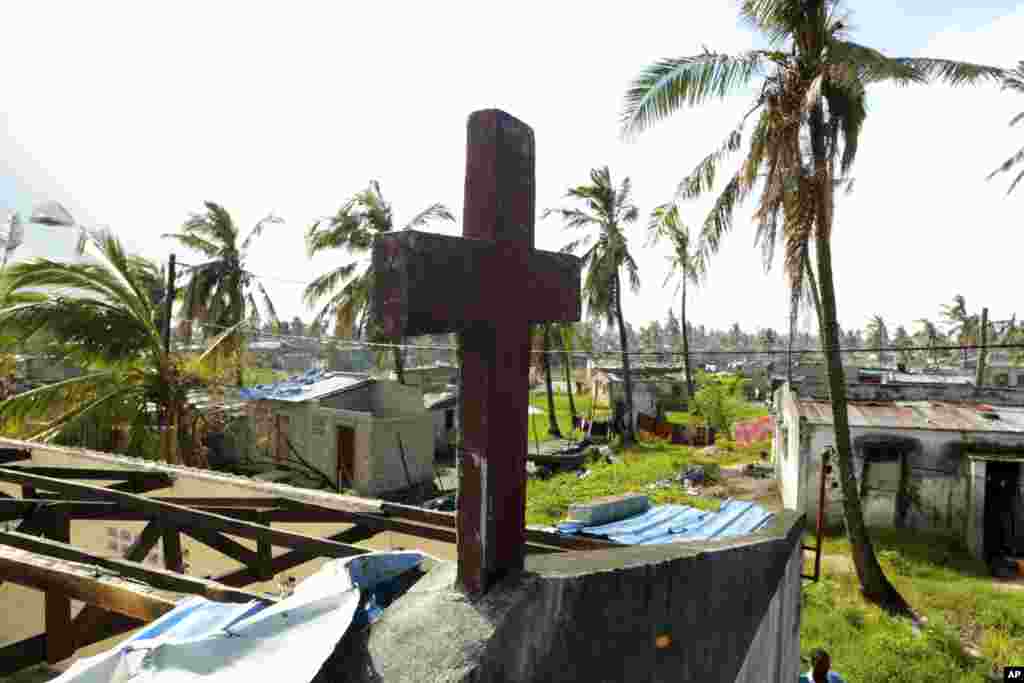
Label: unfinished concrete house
xmin=773 ymin=377 xmax=1024 ymax=562
xmin=241 ymin=371 xmax=434 ymax=496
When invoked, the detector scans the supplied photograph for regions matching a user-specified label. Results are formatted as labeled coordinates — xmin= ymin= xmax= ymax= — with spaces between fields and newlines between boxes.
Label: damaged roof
xmin=797 ymin=399 xmax=1024 ymax=433
xmin=238 ymin=370 xmax=373 ymax=403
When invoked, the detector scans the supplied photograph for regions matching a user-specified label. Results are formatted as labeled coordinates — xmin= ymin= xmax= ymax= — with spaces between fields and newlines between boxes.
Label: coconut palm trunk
xmin=561 ymin=327 xmax=578 ymax=423
xmin=811 ymin=119 xmax=909 ymax=612
xmin=542 ymin=324 xmax=561 ymax=438
xmin=681 ymin=275 xmax=695 ymax=399
xmin=393 ymin=343 xmax=406 ymax=384
xmin=614 ymin=272 xmax=635 ymax=445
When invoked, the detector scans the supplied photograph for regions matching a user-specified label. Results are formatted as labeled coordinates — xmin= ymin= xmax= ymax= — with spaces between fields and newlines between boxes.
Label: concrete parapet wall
xmin=339 ymin=510 xmax=805 ymax=682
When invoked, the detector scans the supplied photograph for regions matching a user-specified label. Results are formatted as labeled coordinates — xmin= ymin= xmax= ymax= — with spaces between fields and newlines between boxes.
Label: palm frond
xmin=403 ymin=203 xmax=456 ymax=230
xmin=897 ymin=57 xmax=1005 ymax=87
xmin=240 ymin=213 xmax=284 ymax=252
xmin=254 ymin=280 xmax=279 ymax=324
xmin=302 ymin=263 xmax=362 ymax=308
xmin=621 ymin=51 xmax=768 ymax=137
xmin=161 ymin=233 xmax=221 ymax=258
xmin=676 ymin=128 xmax=745 ymax=200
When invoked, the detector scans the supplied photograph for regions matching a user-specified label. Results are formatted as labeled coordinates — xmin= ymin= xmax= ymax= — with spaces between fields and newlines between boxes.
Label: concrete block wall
xmin=347 ymin=512 xmax=805 ymax=682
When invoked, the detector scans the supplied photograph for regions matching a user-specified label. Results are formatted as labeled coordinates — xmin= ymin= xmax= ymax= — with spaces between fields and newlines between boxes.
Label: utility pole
xmin=975 ymin=307 xmax=989 ymax=388
xmin=163 ymin=254 xmax=176 ymax=354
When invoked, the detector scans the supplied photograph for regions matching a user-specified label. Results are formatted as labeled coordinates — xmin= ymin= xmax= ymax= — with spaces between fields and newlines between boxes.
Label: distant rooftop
xmin=796 ymin=398 xmax=1024 ymax=433
xmin=238 ymin=369 xmax=372 ymax=403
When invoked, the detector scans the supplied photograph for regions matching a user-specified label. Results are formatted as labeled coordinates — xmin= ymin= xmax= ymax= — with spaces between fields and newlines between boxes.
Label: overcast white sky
xmin=1 ymin=1 xmax=1022 ymax=338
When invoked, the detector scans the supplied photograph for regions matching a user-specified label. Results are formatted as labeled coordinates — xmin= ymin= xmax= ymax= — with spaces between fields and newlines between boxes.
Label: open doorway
xmin=336 ymin=425 xmax=356 ymax=492
xmin=984 ymin=460 xmax=1022 ymax=562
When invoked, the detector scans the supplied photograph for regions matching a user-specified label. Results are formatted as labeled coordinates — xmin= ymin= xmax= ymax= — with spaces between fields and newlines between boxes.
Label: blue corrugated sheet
xmin=238 ymin=369 xmax=371 ymax=402
xmin=555 ymin=499 xmax=773 ymax=545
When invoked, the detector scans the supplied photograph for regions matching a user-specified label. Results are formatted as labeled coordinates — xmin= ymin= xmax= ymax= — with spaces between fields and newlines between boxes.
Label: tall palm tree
xmin=621 ymin=0 xmax=1002 ymax=612
xmin=647 ymin=202 xmax=706 ymax=398
xmin=865 ymin=314 xmax=889 ymax=366
xmin=0 ymin=231 xmax=234 ymax=464
xmin=988 ymin=61 xmax=1024 ymax=194
xmin=164 ymin=202 xmax=281 ymax=331
xmin=553 ymin=322 xmax=579 ymax=425
xmin=303 ymin=181 xmax=454 ymax=384
xmin=544 ymin=167 xmax=641 ymax=446
xmin=163 ymin=202 xmax=281 ymax=384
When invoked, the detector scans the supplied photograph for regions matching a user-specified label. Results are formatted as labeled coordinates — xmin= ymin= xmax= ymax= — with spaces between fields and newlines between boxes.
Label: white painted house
xmin=242 ymin=371 xmax=434 ymax=497
xmin=773 ymin=377 xmax=1024 ymax=562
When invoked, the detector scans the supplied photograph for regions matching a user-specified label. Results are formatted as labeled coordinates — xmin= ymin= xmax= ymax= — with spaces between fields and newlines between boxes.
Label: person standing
xmin=799 ymin=649 xmax=846 ymax=683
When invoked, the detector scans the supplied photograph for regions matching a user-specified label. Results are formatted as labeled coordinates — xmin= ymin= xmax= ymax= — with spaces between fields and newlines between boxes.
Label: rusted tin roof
xmin=797 ymin=399 xmax=1024 ymax=433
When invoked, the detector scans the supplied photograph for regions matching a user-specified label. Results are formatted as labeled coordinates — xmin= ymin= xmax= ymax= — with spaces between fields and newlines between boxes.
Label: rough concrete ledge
xmin=337 ymin=510 xmax=805 ymax=683
xmin=0 ymin=436 xmax=381 ymax=514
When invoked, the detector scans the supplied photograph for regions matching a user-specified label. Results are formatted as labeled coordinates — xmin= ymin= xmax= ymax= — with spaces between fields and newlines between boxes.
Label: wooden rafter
xmin=0 ymin=544 xmax=180 ymax=622
xmin=0 ymin=468 xmax=368 ymax=559
xmin=0 ymin=528 xmax=271 ymax=603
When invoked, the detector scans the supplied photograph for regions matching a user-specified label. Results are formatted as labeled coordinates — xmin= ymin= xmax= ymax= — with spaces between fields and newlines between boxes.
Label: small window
xmin=445 ymin=409 xmax=455 ymax=430
xmin=1017 ymin=375 xmax=1024 ymax=387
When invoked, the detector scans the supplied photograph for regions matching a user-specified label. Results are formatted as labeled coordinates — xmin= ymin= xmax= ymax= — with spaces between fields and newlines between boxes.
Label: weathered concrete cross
xmin=372 ymin=110 xmax=581 ymax=595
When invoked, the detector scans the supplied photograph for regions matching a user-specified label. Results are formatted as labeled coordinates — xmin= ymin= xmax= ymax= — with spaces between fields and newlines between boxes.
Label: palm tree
xmin=303 ymin=181 xmax=454 ymax=384
xmin=648 ymin=202 xmax=706 ymax=398
xmin=554 ymin=323 xmax=579 ymax=426
xmin=0 ymin=231 xmax=234 ymax=464
xmin=540 ymin=324 xmax=561 ymax=438
xmin=914 ymin=318 xmax=945 ymax=367
xmin=865 ymin=315 xmax=889 ymax=366
xmin=941 ymin=294 xmax=978 ymax=363
xmin=544 ymin=167 xmax=641 ymax=446
xmin=988 ymin=61 xmax=1024 ymax=194
xmin=620 ymin=0 xmax=1003 ymax=612
xmin=163 ymin=202 xmax=281 ymax=384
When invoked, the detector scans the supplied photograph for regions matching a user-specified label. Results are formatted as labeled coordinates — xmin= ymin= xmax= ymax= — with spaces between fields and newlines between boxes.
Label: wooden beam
xmin=181 ymin=526 xmax=259 ymax=567
xmin=0 ymin=634 xmax=47 ymax=677
xmin=3 ymin=467 xmax=175 ymax=485
xmin=0 ymin=447 xmax=31 ymax=464
xmin=380 ymin=501 xmax=620 ymax=552
xmin=108 ymin=476 xmax=174 ymax=494
xmin=44 ymin=507 xmax=74 ymax=664
xmin=0 ymin=528 xmax=270 ymax=604
xmin=215 ymin=526 xmax=379 ymax=587
xmin=276 ymin=499 xmax=565 ymax=554
xmin=0 ymin=468 xmax=368 ymax=559
xmin=124 ymin=521 xmax=163 ymax=562
xmin=0 ymin=546 xmax=179 ymax=621
xmin=162 ymin=524 xmax=183 ymax=574
xmin=256 ymin=511 xmax=273 ymax=581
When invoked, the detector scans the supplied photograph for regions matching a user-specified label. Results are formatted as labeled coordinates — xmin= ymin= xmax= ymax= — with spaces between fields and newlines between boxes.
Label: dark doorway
xmin=984 ymin=460 xmax=1022 ymax=561
xmin=859 ymin=443 xmax=906 ymax=528
xmin=336 ymin=426 xmax=356 ymax=491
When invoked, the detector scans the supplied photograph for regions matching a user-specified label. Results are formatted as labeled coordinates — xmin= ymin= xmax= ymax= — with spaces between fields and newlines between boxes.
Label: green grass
xmin=528 ymin=391 xmax=602 ymax=441
xmin=801 ymin=527 xmax=1024 ymax=680
xmin=524 ymin=438 xmax=769 ymax=526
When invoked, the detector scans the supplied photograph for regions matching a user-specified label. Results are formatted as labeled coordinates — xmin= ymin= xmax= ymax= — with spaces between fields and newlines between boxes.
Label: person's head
xmin=810 ymin=648 xmax=831 ymax=676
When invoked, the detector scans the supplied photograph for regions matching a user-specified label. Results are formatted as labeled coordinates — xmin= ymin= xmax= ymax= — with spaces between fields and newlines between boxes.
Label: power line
xmin=185 ymin=321 xmax=1024 ymax=358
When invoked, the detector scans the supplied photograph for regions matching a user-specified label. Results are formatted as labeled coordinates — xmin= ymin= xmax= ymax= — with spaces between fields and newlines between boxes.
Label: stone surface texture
xmin=333 ymin=510 xmax=804 ymax=683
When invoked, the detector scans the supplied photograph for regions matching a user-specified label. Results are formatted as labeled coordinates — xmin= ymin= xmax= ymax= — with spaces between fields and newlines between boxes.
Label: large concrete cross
xmin=372 ymin=109 xmax=581 ymax=595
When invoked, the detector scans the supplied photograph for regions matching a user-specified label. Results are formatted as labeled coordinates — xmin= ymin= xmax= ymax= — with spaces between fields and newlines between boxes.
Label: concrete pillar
xmin=966 ymin=458 xmax=986 ymax=560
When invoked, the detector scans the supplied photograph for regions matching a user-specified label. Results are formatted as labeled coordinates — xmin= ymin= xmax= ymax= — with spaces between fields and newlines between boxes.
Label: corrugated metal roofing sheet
xmin=555 ymin=499 xmax=773 ymax=545
xmin=798 ymin=399 xmax=1024 ymax=433
xmin=238 ymin=369 xmax=372 ymax=403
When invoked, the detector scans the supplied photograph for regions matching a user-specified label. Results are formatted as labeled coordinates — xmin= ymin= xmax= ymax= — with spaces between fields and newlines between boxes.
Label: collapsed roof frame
xmin=0 ymin=447 xmax=615 ymax=675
